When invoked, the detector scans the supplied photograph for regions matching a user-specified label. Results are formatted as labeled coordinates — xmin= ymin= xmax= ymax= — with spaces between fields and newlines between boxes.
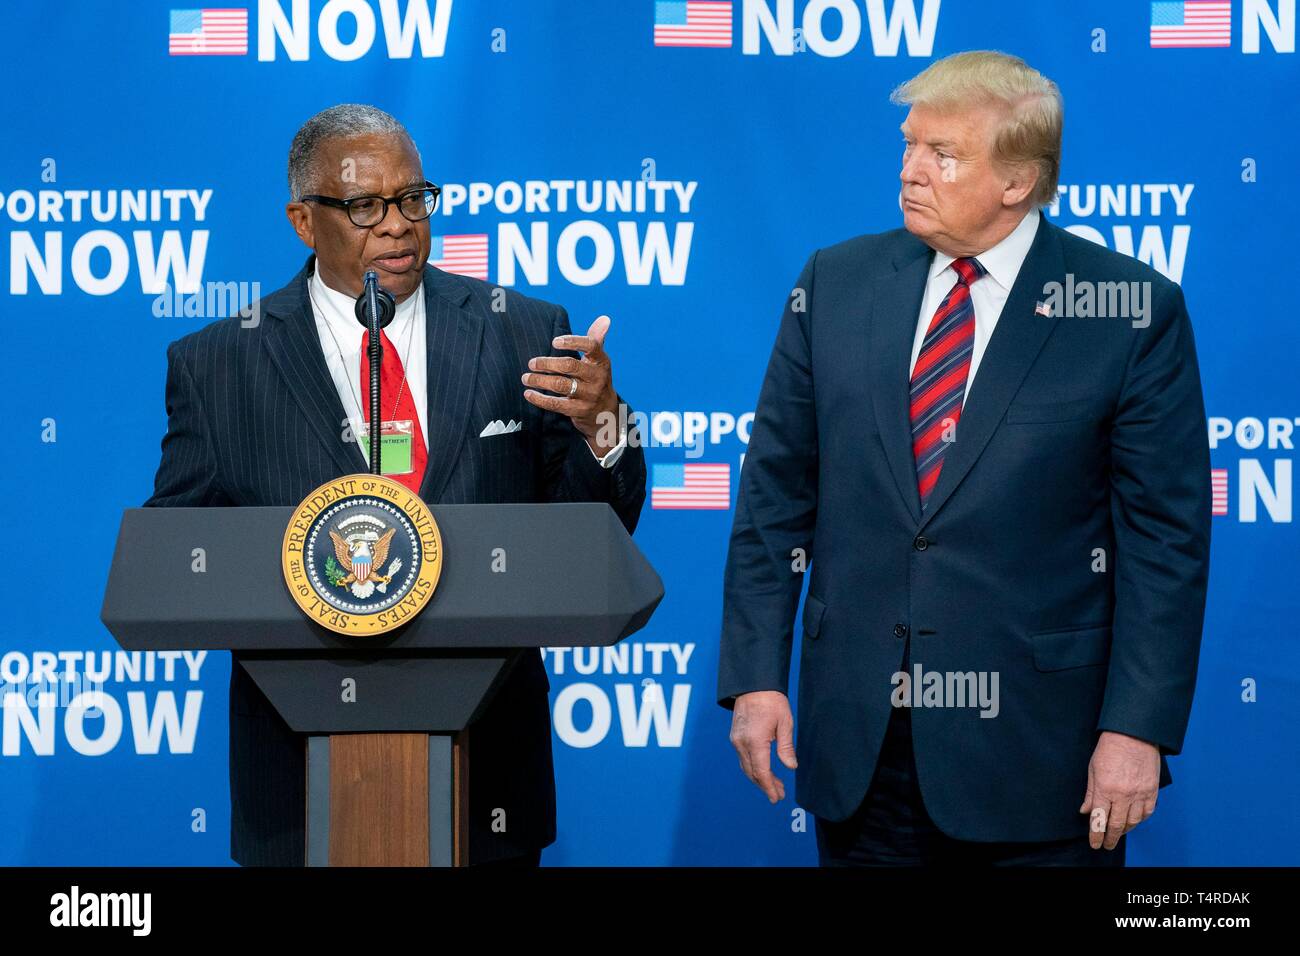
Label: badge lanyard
xmin=311 ymin=278 xmax=419 ymax=428
xmin=311 ymin=278 xmax=420 ymax=475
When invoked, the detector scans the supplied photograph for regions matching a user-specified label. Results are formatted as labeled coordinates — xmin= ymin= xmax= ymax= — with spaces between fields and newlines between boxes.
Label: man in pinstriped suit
xmin=144 ymin=104 xmax=646 ymax=866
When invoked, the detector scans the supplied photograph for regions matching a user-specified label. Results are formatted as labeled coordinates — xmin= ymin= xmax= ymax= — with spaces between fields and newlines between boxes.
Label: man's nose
xmin=900 ymin=151 xmax=926 ymax=185
xmin=373 ymin=200 xmax=410 ymax=236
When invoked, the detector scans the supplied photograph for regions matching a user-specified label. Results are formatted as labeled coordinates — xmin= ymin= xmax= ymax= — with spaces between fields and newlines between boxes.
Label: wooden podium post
xmin=307 ymin=731 xmax=471 ymax=866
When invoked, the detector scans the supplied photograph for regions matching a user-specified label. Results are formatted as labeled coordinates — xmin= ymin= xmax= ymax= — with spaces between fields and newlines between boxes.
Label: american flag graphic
xmin=654 ymin=1 xmax=733 ymax=48
xmin=1150 ymin=1 xmax=1232 ymax=48
xmin=652 ymin=462 xmax=731 ymax=510
xmin=431 ymin=234 xmax=489 ymax=281
xmin=1211 ymin=468 xmax=1229 ymax=516
xmin=168 ymin=8 xmax=248 ymax=56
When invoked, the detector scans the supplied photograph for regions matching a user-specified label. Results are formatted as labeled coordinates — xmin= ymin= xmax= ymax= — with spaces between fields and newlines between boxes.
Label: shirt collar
xmin=928 ymin=207 xmax=1041 ymax=292
xmin=309 ymin=264 xmax=423 ymax=341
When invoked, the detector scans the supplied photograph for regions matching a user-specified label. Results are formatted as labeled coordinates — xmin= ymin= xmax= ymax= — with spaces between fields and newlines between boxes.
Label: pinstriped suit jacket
xmin=144 ymin=255 xmax=646 ymax=865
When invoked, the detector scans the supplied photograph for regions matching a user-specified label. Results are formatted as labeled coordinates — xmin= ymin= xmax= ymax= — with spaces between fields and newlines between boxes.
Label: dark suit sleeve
xmin=143 ymin=341 xmax=231 ymax=507
xmin=1097 ymin=281 xmax=1211 ymax=755
xmin=716 ymin=252 xmax=820 ymax=708
xmin=539 ymin=305 xmax=647 ymax=535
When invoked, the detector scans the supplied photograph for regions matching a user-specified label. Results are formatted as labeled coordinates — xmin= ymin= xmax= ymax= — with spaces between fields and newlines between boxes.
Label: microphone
xmin=355 ymin=271 xmax=397 ymax=475
xmin=354 ymin=269 xmax=396 ymax=330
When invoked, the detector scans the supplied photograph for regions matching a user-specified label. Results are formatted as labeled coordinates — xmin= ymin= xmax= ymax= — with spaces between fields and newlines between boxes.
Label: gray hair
xmin=287 ymin=104 xmax=420 ymax=201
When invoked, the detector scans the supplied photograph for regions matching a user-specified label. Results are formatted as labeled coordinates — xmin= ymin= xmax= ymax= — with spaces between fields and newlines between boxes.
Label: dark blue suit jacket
xmin=718 ymin=216 xmax=1210 ymax=842
xmin=145 ymin=255 xmax=646 ymax=864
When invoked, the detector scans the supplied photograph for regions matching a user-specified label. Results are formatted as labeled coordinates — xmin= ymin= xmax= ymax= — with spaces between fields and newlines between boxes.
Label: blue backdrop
xmin=2 ymin=0 xmax=1296 ymax=866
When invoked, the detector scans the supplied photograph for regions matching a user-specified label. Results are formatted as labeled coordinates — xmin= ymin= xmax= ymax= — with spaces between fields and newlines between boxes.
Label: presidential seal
xmin=282 ymin=474 xmax=442 ymax=636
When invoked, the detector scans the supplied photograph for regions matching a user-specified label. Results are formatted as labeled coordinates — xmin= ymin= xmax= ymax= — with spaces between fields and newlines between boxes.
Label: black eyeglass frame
xmin=299 ymin=181 xmax=441 ymax=227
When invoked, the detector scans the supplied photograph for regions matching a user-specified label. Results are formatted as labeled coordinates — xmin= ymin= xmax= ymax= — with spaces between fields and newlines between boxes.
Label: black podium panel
xmin=101 ymin=502 xmax=663 ymax=651
xmin=237 ymin=652 xmax=517 ymax=733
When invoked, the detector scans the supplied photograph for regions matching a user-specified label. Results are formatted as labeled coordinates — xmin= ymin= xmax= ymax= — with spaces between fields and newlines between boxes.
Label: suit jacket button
xmin=913 ymin=535 xmax=929 ymax=551
xmin=893 ymin=623 xmax=908 ymax=638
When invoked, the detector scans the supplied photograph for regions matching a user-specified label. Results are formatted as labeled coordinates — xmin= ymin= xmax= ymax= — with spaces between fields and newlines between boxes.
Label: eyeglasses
xmin=300 ymin=181 xmax=441 ymax=227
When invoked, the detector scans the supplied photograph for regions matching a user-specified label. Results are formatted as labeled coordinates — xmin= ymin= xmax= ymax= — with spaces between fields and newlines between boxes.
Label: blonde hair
xmin=890 ymin=50 xmax=1063 ymax=207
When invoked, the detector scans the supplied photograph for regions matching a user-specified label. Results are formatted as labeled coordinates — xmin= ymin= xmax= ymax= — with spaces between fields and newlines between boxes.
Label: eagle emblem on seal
xmin=327 ymin=514 xmax=404 ymax=599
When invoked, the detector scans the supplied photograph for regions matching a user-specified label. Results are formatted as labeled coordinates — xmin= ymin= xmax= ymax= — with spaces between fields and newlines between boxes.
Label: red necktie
xmin=359 ymin=328 xmax=427 ymax=494
xmin=910 ymin=256 xmax=985 ymax=510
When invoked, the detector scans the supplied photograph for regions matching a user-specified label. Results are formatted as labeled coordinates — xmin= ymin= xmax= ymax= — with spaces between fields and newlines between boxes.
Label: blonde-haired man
xmin=718 ymin=51 xmax=1209 ymax=866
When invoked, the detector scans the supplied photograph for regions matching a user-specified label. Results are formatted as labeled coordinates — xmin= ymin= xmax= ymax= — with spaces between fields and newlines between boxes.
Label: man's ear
xmin=1001 ymin=164 xmax=1039 ymax=208
xmin=286 ymin=202 xmax=315 ymax=249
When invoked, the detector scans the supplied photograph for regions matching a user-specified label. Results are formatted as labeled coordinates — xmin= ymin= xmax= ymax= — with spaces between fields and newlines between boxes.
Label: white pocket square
xmin=480 ymin=419 xmax=523 ymax=437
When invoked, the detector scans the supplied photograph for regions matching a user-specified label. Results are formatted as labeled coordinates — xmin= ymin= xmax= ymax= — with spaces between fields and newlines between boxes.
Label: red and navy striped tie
xmin=910 ymin=256 xmax=986 ymax=510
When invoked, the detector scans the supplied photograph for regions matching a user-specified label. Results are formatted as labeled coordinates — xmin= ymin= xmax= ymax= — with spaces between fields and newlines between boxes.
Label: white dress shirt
xmin=309 ymin=268 xmax=427 ymax=466
xmin=308 ymin=267 xmax=626 ymax=469
xmin=908 ymin=208 xmax=1040 ymax=404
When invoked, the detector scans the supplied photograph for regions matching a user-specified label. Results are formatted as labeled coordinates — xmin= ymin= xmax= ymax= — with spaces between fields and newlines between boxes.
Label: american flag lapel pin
xmin=1034 ymin=301 xmax=1053 ymax=317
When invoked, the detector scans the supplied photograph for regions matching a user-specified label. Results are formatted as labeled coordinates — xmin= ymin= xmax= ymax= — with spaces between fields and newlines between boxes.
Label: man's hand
xmin=1079 ymin=730 xmax=1160 ymax=850
xmin=523 ymin=315 xmax=621 ymax=457
xmin=729 ymin=691 xmax=798 ymax=803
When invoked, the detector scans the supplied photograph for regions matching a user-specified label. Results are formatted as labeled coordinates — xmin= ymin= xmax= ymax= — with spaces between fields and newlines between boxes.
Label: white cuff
xmin=589 ymin=422 xmax=628 ymax=469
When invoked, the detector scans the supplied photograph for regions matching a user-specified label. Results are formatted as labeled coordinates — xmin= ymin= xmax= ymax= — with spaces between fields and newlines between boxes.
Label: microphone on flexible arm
xmin=354 ymin=270 xmax=397 ymax=475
